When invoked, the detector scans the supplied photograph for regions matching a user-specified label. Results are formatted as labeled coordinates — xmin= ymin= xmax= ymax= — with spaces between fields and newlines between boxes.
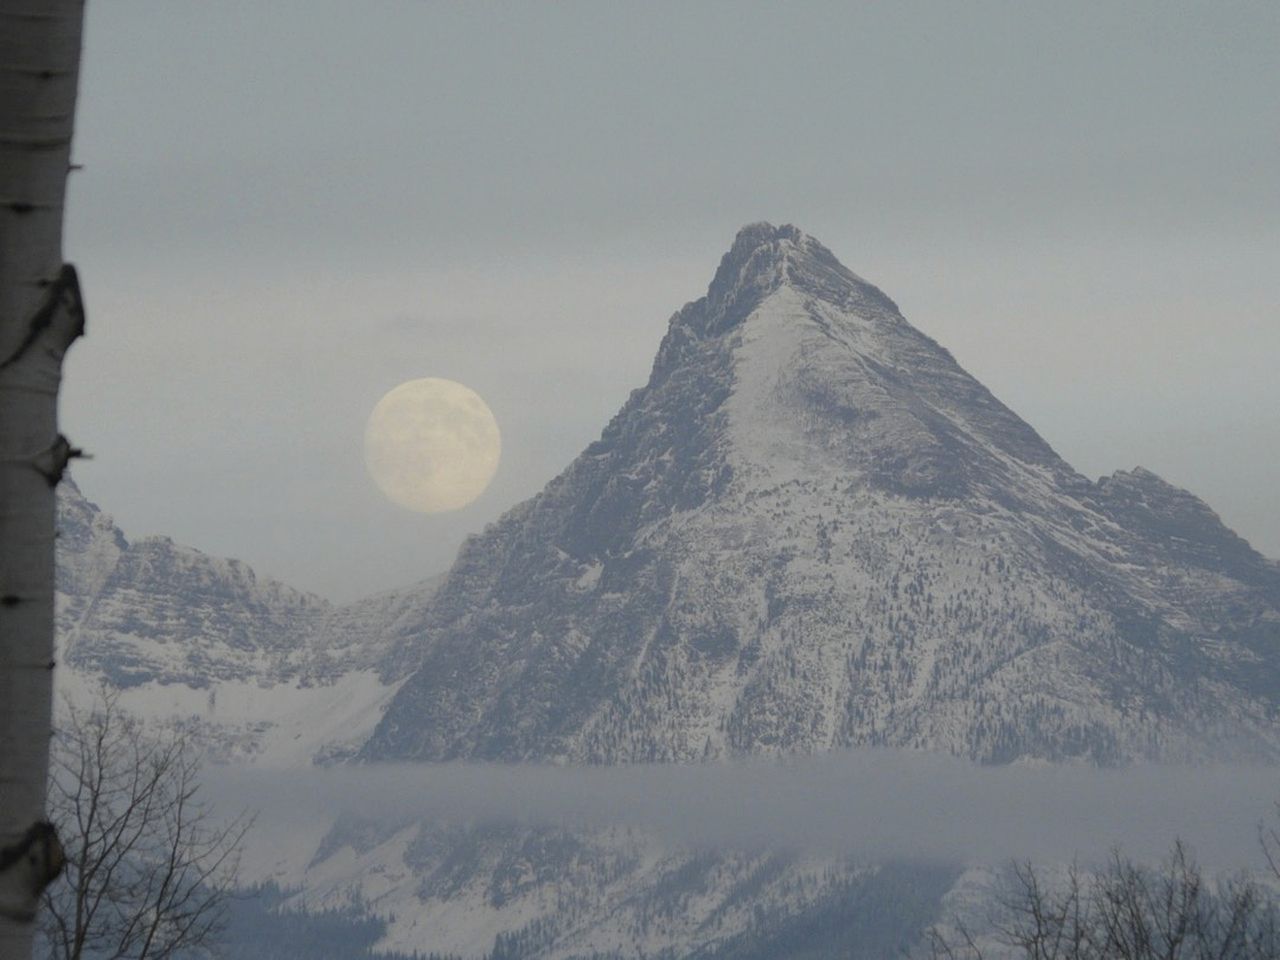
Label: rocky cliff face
xmin=54 ymin=479 xmax=436 ymax=763
xmin=362 ymin=223 xmax=1280 ymax=767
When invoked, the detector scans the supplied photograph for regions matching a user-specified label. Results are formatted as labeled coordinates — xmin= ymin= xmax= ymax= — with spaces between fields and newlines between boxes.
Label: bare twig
xmin=37 ymin=693 xmax=252 ymax=960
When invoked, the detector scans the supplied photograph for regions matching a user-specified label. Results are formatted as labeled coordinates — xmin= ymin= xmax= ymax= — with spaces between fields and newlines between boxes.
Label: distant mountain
xmin=55 ymin=479 xmax=438 ymax=764
xmin=57 ymin=225 xmax=1280 ymax=958
xmin=363 ymin=223 xmax=1280 ymax=767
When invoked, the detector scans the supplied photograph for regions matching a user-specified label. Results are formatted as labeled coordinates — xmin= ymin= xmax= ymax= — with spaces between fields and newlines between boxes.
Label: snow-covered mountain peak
xmin=362 ymin=226 xmax=1280 ymax=766
xmin=676 ymin=225 xmax=1069 ymax=502
xmin=694 ymin=222 xmax=899 ymax=340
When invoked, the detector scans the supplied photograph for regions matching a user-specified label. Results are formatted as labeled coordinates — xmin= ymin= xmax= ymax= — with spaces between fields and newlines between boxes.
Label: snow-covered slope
xmin=363 ymin=223 xmax=1280 ymax=768
xmin=279 ymin=818 xmax=955 ymax=960
xmin=54 ymin=479 xmax=436 ymax=764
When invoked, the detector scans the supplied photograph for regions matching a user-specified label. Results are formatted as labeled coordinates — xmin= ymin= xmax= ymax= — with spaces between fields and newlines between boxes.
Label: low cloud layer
xmin=207 ymin=750 xmax=1280 ymax=871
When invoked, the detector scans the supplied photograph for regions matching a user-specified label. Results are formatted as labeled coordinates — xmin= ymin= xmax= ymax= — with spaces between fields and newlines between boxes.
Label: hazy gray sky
xmin=62 ymin=1 xmax=1279 ymax=600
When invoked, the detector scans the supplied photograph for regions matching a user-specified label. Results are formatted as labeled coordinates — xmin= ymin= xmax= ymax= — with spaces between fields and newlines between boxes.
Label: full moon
xmin=364 ymin=378 xmax=501 ymax=513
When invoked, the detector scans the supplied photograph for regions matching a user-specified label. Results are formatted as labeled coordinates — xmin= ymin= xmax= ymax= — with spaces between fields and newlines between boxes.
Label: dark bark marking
xmin=0 ymin=262 xmax=83 ymax=371
xmin=33 ymin=433 xmax=83 ymax=486
xmin=0 ymin=821 xmax=64 ymax=920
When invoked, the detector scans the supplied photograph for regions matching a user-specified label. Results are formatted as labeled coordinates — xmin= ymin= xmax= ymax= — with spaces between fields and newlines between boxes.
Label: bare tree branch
xmin=37 ymin=693 xmax=252 ymax=960
xmin=927 ymin=836 xmax=1280 ymax=960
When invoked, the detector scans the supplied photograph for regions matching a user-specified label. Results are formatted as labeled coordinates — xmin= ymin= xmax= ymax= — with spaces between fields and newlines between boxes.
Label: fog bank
xmin=206 ymin=750 xmax=1280 ymax=870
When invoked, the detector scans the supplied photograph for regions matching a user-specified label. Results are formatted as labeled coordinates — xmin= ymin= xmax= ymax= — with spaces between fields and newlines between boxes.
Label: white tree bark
xmin=0 ymin=2 xmax=86 ymax=957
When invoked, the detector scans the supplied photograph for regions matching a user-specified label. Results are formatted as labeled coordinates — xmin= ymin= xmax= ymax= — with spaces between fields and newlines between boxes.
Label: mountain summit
xmin=363 ymin=224 xmax=1280 ymax=766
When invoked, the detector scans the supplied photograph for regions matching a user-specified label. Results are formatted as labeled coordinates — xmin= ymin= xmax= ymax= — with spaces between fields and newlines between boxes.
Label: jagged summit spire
xmin=700 ymin=223 xmax=899 ymax=336
xmin=726 ymin=221 xmax=806 ymax=257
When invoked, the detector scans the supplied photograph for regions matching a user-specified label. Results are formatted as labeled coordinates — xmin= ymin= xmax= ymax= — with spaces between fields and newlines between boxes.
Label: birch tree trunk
xmin=0 ymin=2 xmax=86 ymax=957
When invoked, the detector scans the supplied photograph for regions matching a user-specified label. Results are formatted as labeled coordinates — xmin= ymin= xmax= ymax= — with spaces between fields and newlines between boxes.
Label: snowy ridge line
xmin=53 ymin=478 xmax=440 ymax=765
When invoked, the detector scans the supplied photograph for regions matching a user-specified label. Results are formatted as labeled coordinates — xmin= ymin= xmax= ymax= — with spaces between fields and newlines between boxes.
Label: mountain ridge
xmin=54 ymin=477 xmax=440 ymax=764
